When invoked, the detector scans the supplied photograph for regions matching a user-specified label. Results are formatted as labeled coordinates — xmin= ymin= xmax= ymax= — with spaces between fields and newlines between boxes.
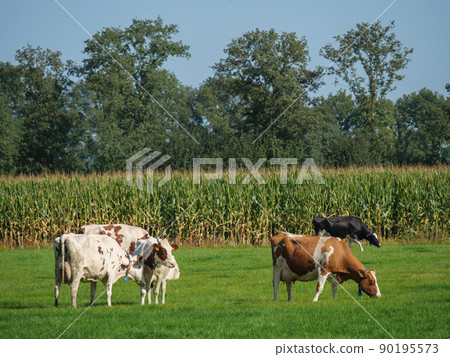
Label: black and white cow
xmin=312 ymin=216 xmax=381 ymax=251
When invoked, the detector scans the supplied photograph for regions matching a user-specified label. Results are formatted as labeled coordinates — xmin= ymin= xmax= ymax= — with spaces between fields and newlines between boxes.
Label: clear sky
xmin=1 ymin=0 xmax=449 ymax=100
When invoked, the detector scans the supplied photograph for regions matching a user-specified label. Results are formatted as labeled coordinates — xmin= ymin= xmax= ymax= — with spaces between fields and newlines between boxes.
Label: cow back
xmin=81 ymin=224 xmax=151 ymax=254
xmin=63 ymin=233 xmax=131 ymax=281
xmin=271 ymin=232 xmax=360 ymax=282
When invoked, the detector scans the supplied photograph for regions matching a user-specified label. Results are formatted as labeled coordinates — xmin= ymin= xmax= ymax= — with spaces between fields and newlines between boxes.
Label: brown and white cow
xmin=132 ymin=237 xmax=179 ymax=305
xmin=80 ymin=224 xmax=180 ymax=305
xmin=148 ymin=256 xmax=180 ymax=304
xmin=54 ymin=233 xmax=175 ymax=308
xmin=271 ymin=231 xmax=381 ymax=302
xmin=80 ymin=224 xmax=150 ymax=254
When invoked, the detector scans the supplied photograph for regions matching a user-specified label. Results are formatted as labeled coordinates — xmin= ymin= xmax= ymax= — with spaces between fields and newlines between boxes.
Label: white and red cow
xmin=54 ymin=233 xmax=175 ymax=308
xmin=271 ymin=231 xmax=381 ymax=302
xmin=148 ymin=255 xmax=180 ymax=304
xmin=131 ymin=237 xmax=179 ymax=304
xmin=80 ymin=224 xmax=180 ymax=304
xmin=80 ymin=224 xmax=150 ymax=254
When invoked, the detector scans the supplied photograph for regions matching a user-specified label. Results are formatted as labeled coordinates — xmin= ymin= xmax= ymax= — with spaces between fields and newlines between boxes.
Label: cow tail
xmin=60 ymin=236 xmax=72 ymax=284
xmin=61 ymin=236 xmax=65 ymax=284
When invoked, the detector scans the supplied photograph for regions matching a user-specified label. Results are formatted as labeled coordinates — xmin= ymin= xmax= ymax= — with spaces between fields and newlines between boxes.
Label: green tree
xmin=0 ymin=46 xmax=83 ymax=173
xmin=312 ymin=91 xmax=361 ymax=166
xmin=320 ymin=20 xmax=412 ymax=163
xmin=0 ymin=96 xmax=21 ymax=174
xmin=198 ymin=28 xmax=322 ymax=160
xmin=78 ymin=17 xmax=199 ymax=170
xmin=395 ymin=89 xmax=449 ymax=164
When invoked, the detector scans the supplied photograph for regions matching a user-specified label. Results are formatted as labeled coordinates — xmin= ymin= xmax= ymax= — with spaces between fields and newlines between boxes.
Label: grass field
xmin=0 ymin=243 xmax=448 ymax=339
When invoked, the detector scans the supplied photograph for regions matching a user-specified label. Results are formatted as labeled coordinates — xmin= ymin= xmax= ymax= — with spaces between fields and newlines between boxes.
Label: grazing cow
xmin=80 ymin=224 xmax=180 ymax=305
xmin=271 ymin=232 xmax=381 ymax=302
xmin=312 ymin=216 xmax=381 ymax=251
xmin=54 ymin=234 xmax=175 ymax=308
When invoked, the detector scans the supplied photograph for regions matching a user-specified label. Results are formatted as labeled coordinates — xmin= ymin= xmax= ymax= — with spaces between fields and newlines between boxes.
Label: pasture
xmin=0 ymin=243 xmax=448 ymax=339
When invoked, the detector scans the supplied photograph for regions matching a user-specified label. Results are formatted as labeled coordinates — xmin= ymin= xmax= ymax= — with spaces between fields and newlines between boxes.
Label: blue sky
xmin=1 ymin=0 xmax=449 ymax=100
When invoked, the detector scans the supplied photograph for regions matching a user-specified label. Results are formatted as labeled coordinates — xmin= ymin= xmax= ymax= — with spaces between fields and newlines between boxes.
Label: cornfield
xmin=0 ymin=166 xmax=448 ymax=248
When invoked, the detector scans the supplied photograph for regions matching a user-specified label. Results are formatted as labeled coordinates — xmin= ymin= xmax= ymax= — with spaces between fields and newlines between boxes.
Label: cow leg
xmin=161 ymin=280 xmax=167 ymax=304
xmin=286 ymin=281 xmax=293 ymax=302
xmin=348 ymin=237 xmax=363 ymax=251
xmin=356 ymin=240 xmax=363 ymax=251
xmin=70 ymin=275 xmax=81 ymax=308
xmin=147 ymin=284 xmax=151 ymax=304
xmin=54 ymin=268 xmax=61 ymax=307
xmin=313 ymin=268 xmax=330 ymax=302
xmin=90 ymin=282 xmax=97 ymax=306
xmin=272 ymin=266 xmax=282 ymax=302
xmin=153 ymin=278 xmax=162 ymax=305
xmin=331 ymin=280 xmax=338 ymax=299
xmin=349 ymin=225 xmax=364 ymax=251
xmin=140 ymin=285 xmax=147 ymax=306
xmin=106 ymin=282 xmax=113 ymax=307
xmin=350 ymin=237 xmax=363 ymax=251
xmin=54 ymin=283 xmax=60 ymax=307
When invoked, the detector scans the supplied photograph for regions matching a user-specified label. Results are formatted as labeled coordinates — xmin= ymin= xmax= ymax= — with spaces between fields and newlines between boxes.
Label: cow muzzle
xmin=164 ymin=260 xmax=175 ymax=268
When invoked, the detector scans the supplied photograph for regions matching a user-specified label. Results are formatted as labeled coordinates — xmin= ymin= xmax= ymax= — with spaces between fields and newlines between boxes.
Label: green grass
xmin=0 ymin=244 xmax=448 ymax=339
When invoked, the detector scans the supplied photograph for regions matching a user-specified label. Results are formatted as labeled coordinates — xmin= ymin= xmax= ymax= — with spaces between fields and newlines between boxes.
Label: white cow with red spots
xmin=54 ymin=233 xmax=175 ymax=308
xmin=80 ymin=224 xmax=180 ymax=304
xmin=80 ymin=224 xmax=150 ymax=254
xmin=130 ymin=236 xmax=179 ymax=304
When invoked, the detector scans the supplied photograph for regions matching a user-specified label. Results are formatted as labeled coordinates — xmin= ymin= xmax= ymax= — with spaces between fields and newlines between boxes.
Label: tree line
xmin=0 ymin=17 xmax=448 ymax=175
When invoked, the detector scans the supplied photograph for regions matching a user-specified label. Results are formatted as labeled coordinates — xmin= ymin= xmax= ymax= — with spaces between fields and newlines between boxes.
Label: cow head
xmin=367 ymin=232 xmax=381 ymax=247
xmin=133 ymin=239 xmax=177 ymax=269
xmin=359 ymin=269 xmax=381 ymax=298
xmin=152 ymin=240 xmax=178 ymax=268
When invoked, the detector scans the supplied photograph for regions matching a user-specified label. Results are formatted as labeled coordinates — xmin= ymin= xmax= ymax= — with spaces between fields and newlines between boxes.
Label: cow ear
xmin=152 ymin=243 xmax=160 ymax=251
xmin=171 ymin=244 xmax=178 ymax=251
xmin=358 ymin=270 xmax=366 ymax=278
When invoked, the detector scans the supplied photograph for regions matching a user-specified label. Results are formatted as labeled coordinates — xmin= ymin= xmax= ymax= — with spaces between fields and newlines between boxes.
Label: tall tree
xmin=395 ymin=89 xmax=449 ymax=164
xmin=198 ymin=28 xmax=322 ymax=159
xmin=312 ymin=91 xmax=361 ymax=166
xmin=0 ymin=46 xmax=82 ymax=173
xmin=78 ymin=17 xmax=198 ymax=170
xmin=0 ymin=95 xmax=21 ymax=174
xmin=320 ymin=20 xmax=412 ymax=163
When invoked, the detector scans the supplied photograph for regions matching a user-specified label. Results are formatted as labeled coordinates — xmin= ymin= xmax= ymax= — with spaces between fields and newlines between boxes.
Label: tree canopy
xmin=197 ymin=28 xmax=323 ymax=159
xmin=0 ymin=18 xmax=447 ymax=175
xmin=320 ymin=20 xmax=414 ymax=163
